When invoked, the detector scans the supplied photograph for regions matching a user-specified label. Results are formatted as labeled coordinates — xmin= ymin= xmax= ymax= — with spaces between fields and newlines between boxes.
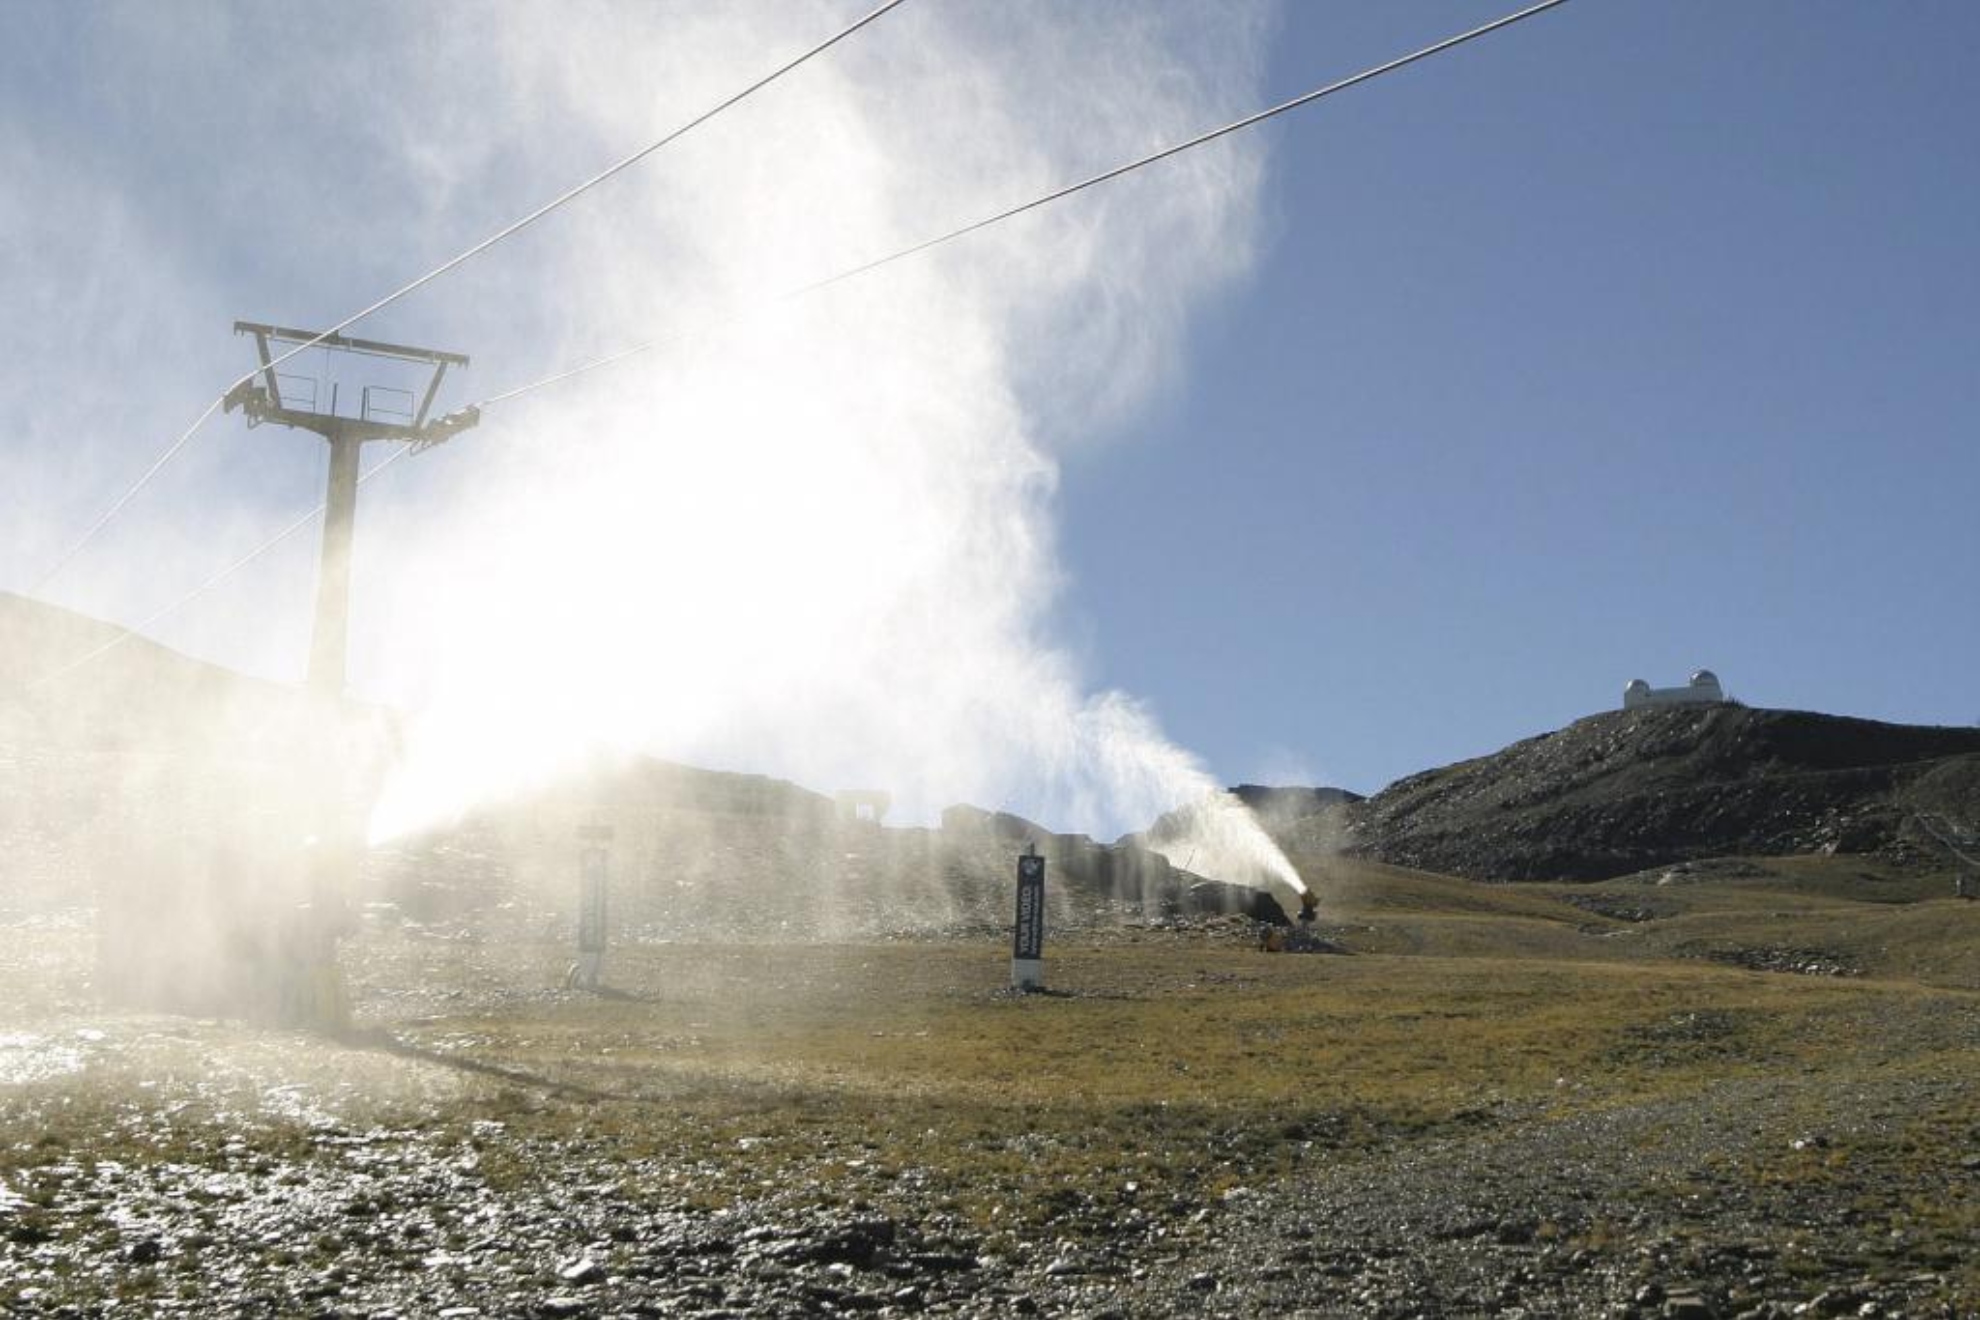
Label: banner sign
xmin=1013 ymin=852 xmax=1045 ymax=962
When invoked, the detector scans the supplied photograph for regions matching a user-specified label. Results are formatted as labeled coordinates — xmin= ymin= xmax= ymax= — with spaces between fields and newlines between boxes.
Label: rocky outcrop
xmin=938 ymin=805 xmax=1288 ymax=924
xmin=1335 ymin=705 xmax=1980 ymax=882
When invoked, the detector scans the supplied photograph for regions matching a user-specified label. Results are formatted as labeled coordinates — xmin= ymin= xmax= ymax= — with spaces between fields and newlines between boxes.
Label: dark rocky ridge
xmin=375 ymin=777 xmax=1289 ymax=942
xmin=1228 ymin=783 xmax=1363 ymax=815
xmin=938 ymin=804 xmax=1287 ymax=924
xmin=1325 ymin=704 xmax=1980 ymax=882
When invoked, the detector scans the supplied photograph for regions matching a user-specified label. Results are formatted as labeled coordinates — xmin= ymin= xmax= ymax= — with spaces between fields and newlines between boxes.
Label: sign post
xmin=1012 ymin=842 xmax=1046 ymax=991
xmin=571 ymin=821 xmax=613 ymax=991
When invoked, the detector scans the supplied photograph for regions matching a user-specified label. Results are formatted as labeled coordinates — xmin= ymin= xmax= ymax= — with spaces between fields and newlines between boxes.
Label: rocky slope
xmin=1333 ymin=704 xmax=1980 ymax=882
xmin=0 ymin=591 xmax=310 ymax=750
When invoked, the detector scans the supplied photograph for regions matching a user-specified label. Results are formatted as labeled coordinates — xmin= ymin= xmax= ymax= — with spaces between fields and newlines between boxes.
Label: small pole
xmin=572 ymin=820 xmax=613 ymax=990
xmin=1012 ymin=841 xmax=1045 ymax=991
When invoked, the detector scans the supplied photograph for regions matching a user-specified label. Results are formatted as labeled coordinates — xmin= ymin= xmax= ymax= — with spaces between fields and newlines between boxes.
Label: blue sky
xmin=4 ymin=1 xmax=1976 ymax=814
xmin=1059 ymin=0 xmax=1980 ymax=793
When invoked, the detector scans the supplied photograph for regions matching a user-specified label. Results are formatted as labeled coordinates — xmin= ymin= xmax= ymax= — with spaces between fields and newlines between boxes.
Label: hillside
xmin=12 ymin=590 xmax=1977 ymax=906
xmin=0 ymin=591 xmax=303 ymax=749
xmin=8 ymin=607 xmax=1980 ymax=1316
xmin=1 ymin=593 xmax=1274 ymax=932
xmin=1334 ymin=703 xmax=1980 ymax=882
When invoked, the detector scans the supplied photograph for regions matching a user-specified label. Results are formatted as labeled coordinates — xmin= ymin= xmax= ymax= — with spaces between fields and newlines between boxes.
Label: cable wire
xmin=26 ymin=448 xmax=412 ymax=693
xmin=28 ymin=397 xmax=225 ymax=593
xmin=1914 ymin=813 xmax=1980 ymax=870
xmin=474 ymin=0 xmax=1574 ymax=409
xmin=27 ymin=0 xmax=911 ymax=593
xmin=32 ymin=0 xmax=1571 ymax=685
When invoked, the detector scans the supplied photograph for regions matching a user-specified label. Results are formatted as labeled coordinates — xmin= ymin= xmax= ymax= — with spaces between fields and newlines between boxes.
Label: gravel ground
xmin=1154 ymin=1069 xmax=1978 ymax=1319
xmin=5 ymin=912 xmax=1977 ymax=1318
xmin=6 ymin=1063 xmax=1974 ymax=1318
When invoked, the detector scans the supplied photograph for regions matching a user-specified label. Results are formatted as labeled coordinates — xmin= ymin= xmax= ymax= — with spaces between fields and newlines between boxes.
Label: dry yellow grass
xmin=6 ymin=861 xmax=1979 ymax=1311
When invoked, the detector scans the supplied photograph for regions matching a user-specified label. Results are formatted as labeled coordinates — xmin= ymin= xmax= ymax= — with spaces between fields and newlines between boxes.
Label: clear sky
xmin=1058 ymin=0 xmax=1980 ymax=793
xmin=4 ymin=1 xmax=1976 ymax=817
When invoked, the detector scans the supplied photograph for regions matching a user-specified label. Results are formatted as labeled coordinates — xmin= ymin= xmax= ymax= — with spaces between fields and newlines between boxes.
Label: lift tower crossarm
xmin=233 ymin=321 xmax=470 ymax=366
xmin=227 ymin=322 xmax=474 ymax=444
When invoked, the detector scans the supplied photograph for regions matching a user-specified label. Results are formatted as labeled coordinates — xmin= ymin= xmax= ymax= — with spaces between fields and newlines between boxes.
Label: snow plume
xmin=0 ymin=1 xmax=1302 ymax=897
xmin=349 ymin=0 xmax=1302 ymax=894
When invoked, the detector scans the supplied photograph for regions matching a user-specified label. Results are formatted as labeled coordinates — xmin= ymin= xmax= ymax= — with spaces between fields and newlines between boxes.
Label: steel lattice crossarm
xmin=223 ymin=321 xmax=479 ymax=448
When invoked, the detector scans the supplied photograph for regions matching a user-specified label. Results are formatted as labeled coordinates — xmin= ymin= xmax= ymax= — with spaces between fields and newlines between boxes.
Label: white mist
xmin=296 ymin=1 xmax=1305 ymax=896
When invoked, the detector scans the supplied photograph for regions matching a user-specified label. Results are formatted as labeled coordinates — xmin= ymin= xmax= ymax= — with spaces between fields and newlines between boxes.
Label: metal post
xmin=191 ymin=322 xmax=480 ymax=1030
xmin=572 ymin=822 xmax=613 ymax=990
xmin=1012 ymin=842 xmax=1045 ymax=991
xmin=308 ymin=430 xmax=362 ymax=696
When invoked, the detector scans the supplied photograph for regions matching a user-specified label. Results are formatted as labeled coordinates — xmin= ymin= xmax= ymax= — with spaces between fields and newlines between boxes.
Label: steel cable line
xmin=27 ymin=398 xmax=228 ymax=597
xmin=1914 ymin=814 xmax=1980 ymax=870
xmin=29 ymin=0 xmax=1572 ymax=687
xmin=27 ymin=0 xmax=911 ymax=594
xmin=25 ymin=448 xmax=413 ymax=693
xmin=473 ymin=0 xmax=1575 ymax=410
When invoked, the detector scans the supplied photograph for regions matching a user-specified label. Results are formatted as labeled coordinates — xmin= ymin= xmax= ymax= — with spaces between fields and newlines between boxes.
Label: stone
xmin=1664 ymin=1292 xmax=1716 ymax=1320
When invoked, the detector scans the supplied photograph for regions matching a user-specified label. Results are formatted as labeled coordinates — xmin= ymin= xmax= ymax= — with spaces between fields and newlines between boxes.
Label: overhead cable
xmin=1914 ymin=814 xmax=1980 ymax=870
xmin=475 ymin=0 xmax=1575 ymax=409
xmin=27 ymin=0 xmax=911 ymax=594
xmin=33 ymin=0 xmax=1571 ymax=685
xmin=27 ymin=397 xmax=225 ymax=595
xmin=26 ymin=448 xmax=412 ymax=693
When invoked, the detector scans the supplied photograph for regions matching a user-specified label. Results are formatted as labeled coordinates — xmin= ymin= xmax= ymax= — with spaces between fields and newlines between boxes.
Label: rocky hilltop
xmin=1330 ymin=704 xmax=1980 ymax=882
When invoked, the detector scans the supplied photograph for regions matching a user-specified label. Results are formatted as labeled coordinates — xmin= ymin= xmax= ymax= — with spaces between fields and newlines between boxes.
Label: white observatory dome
xmin=1623 ymin=671 xmax=1725 ymax=711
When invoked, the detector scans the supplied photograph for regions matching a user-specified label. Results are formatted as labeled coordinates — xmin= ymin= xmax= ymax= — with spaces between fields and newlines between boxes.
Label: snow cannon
xmin=1262 ymin=890 xmax=1329 ymax=954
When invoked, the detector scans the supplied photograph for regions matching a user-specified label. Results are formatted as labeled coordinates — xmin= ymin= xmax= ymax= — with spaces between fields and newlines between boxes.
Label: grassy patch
xmin=6 ymin=935 xmax=1976 ymax=1287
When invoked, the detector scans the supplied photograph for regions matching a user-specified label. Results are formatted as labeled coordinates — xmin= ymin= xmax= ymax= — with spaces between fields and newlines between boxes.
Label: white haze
xmin=8 ymin=1 xmax=1307 ymax=898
